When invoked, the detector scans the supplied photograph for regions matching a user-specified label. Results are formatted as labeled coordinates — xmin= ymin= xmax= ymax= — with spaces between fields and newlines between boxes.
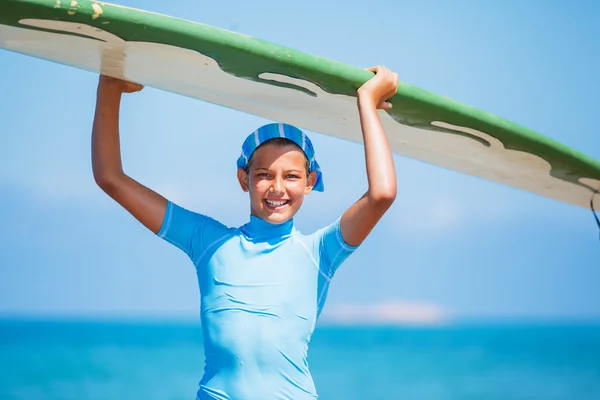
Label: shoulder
xmin=293 ymin=218 xmax=357 ymax=253
xmin=159 ymin=200 xmax=235 ymax=239
xmin=310 ymin=218 xmax=356 ymax=246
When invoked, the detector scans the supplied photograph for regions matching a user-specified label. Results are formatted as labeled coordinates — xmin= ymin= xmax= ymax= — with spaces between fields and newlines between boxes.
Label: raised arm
xmin=92 ymin=75 xmax=167 ymax=234
xmin=339 ymin=66 xmax=398 ymax=246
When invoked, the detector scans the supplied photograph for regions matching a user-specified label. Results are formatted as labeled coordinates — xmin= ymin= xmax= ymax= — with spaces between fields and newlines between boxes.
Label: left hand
xmin=357 ymin=66 xmax=398 ymax=110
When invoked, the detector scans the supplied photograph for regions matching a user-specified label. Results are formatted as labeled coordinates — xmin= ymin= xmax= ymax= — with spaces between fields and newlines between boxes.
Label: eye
xmin=286 ymin=174 xmax=300 ymax=179
xmin=257 ymin=172 xmax=270 ymax=178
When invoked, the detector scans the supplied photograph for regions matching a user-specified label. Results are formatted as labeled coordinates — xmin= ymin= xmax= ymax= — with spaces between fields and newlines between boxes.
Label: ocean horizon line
xmin=2 ymin=312 xmax=600 ymax=328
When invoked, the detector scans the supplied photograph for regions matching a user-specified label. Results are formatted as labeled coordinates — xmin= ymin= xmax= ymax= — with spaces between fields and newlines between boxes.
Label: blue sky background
xmin=1 ymin=0 xmax=599 ymax=323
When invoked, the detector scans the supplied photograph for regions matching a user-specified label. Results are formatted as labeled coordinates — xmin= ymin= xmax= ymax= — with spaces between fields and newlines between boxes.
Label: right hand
xmin=99 ymin=75 xmax=144 ymax=93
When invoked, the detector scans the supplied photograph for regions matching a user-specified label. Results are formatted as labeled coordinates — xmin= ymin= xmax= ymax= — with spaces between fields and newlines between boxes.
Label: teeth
xmin=266 ymin=200 xmax=287 ymax=206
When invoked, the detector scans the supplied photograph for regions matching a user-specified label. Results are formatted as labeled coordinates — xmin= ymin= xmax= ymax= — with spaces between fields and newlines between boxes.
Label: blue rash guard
xmin=157 ymin=201 xmax=358 ymax=399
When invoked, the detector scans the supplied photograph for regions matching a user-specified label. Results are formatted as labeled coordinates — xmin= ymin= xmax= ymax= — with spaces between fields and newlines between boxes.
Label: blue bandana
xmin=236 ymin=123 xmax=324 ymax=192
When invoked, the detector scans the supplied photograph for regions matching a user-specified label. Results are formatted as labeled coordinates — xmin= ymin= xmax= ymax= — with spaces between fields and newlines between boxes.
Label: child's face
xmin=238 ymin=144 xmax=316 ymax=224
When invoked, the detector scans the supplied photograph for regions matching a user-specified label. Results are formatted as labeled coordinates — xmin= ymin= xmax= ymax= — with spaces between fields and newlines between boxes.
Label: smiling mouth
xmin=264 ymin=199 xmax=290 ymax=210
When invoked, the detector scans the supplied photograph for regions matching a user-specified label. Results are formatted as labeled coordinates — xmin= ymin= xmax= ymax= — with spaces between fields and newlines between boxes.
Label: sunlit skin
xmin=237 ymin=145 xmax=317 ymax=224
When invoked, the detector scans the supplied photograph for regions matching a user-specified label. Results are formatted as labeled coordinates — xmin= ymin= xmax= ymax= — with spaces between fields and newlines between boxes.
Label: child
xmin=92 ymin=66 xmax=398 ymax=399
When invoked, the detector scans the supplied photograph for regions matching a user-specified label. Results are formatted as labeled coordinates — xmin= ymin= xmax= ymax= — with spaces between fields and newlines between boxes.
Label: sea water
xmin=1 ymin=319 xmax=599 ymax=399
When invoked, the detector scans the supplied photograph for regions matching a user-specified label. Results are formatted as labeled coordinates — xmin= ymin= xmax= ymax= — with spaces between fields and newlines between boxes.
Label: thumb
xmin=380 ymin=101 xmax=393 ymax=110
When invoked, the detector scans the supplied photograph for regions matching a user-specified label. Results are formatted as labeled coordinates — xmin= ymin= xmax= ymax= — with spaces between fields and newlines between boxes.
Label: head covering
xmin=236 ymin=122 xmax=324 ymax=192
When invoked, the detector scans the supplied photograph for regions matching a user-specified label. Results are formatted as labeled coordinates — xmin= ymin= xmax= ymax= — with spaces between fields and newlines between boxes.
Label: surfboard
xmin=2 ymin=0 xmax=599 ymax=210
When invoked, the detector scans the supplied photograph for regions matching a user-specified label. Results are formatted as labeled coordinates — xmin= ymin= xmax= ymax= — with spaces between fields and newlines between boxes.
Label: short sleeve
xmin=315 ymin=217 xmax=359 ymax=278
xmin=157 ymin=200 xmax=230 ymax=264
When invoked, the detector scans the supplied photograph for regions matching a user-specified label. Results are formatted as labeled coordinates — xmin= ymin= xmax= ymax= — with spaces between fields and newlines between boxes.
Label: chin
xmin=264 ymin=212 xmax=293 ymax=224
xmin=253 ymin=205 xmax=298 ymax=224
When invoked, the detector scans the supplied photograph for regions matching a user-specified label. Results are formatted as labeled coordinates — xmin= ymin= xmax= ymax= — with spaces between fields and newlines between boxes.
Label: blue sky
xmin=1 ymin=0 xmax=599 ymax=323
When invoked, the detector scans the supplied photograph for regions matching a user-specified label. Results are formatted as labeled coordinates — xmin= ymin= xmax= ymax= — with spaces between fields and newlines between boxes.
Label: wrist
xmin=356 ymin=91 xmax=377 ymax=111
xmin=97 ymin=84 xmax=123 ymax=102
xmin=98 ymin=76 xmax=124 ymax=94
xmin=357 ymin=87 xmax=376 ymax=101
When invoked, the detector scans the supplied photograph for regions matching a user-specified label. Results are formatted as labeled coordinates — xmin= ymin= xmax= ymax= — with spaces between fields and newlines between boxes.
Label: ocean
xmin=1 ymin=319 xmax=599 ymax=399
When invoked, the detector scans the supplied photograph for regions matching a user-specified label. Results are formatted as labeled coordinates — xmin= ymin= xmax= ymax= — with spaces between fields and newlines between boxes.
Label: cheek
xmin=249 ymin=175 xmax=267 ymax=188
xmin=250 ymin=182 xmax=267 ymax=197
xmin=288 ymin=180 xmax=309 ymax=197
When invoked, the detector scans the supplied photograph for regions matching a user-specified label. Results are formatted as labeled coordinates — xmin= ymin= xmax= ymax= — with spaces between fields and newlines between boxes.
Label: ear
xmin=305 ymin=170 xmax=317 ymax=194
xmin=237 ymin=168 xmax=249 ymax=192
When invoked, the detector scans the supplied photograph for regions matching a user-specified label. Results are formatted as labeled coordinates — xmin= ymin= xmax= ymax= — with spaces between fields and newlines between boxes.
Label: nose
xmin=271 ymin=176 xmax=284 ymax=194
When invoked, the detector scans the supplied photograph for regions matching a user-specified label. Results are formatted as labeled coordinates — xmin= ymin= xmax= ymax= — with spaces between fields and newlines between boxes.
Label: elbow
xmin=369 ymin=184 xmax=397 ymax=209
xmin=93 ymin=170 xmax=110 ymax=189
xmin=93 ymin=170 xmax=123 ymax=194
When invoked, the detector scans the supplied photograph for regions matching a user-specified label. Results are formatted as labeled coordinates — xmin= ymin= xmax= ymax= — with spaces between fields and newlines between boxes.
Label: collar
xmin=241 ymin=215 xmax=294 ymax=240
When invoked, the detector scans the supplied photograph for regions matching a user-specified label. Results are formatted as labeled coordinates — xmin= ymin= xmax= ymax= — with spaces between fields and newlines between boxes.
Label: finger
xmin=384 ymin=86 xmax=397 ymax=101
xmin=380 ymin=101 xmax=393 ymax=110
xmin=366 ymin=65 xmax=380 ymax=74
xmin=385 ymin=74 xmax=399 ymax=98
